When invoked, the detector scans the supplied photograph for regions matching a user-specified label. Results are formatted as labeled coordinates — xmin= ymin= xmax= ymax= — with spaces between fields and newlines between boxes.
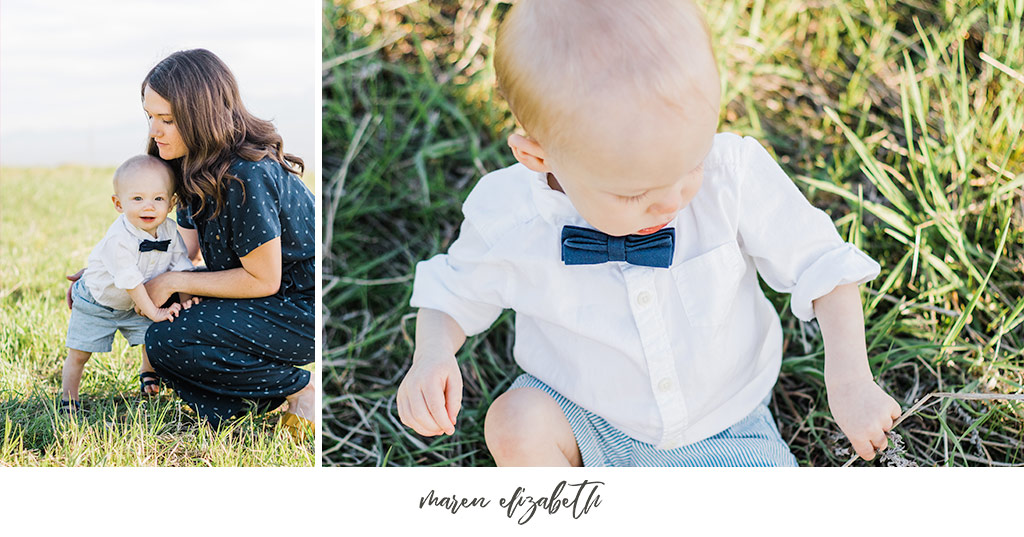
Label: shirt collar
xmin=527 ymin=168 xmax=588 ymax=227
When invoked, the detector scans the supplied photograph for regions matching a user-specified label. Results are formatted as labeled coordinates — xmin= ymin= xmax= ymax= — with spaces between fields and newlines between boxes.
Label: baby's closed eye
xmin=619 ymin=192 xmax=648 ymax=204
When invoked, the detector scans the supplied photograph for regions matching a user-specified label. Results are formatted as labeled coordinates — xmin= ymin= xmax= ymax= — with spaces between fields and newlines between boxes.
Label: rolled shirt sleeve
xmin=736 ymin=136 xmax=880 ymax=321
xmin=411 ymin=219 xmax=511 ymax=337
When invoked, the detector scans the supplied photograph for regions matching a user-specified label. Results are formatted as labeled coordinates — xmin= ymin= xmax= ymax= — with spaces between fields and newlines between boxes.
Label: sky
xmin=0 ymin=0 xmax=318 ymax=167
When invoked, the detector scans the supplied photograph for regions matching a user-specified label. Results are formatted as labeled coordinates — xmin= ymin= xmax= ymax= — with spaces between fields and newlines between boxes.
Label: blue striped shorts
xmin=508 ymin=373 xmax=798 ymax=467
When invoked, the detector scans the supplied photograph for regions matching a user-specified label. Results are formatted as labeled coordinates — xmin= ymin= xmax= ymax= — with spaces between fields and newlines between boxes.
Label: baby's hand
xmin=827 ymin=378 xmax=902 ymax=461
xmin=397 ymin=350 xmax=463 ymax=436
xmin=145 ymin=302 xmax=182 ymax=323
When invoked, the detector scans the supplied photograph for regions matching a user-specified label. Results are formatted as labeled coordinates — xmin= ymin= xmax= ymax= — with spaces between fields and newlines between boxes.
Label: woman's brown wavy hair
xmin=141 ymin=49 xmax=304 ymax=219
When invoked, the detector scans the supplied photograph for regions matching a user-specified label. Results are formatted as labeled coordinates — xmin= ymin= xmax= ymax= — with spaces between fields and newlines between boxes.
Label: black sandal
xmin=139 ymin=371 xmax=161 ymax=396
xmin=57 ymin=399 xmax=81 ymax=414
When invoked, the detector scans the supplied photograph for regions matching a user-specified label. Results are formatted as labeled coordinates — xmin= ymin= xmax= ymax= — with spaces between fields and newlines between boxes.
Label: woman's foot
xmin=282 ymin=379 xmax=314 ymax=441
xmin=284 ymin=379 xmax=314 ymax=421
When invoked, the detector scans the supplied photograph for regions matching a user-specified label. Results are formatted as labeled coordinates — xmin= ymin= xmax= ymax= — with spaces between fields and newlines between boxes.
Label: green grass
xmin=0 ymin=166 xmax=315 ymax=466
xmin=323 ymin=0 xmax=1024 ymax=467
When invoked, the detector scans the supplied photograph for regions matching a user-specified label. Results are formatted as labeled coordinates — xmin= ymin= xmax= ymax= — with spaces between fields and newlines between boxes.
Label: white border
xmin=313 ymin=0 xmax=324 ymax=469
xmin=2 ymin=467 xmax=1021 ymax=532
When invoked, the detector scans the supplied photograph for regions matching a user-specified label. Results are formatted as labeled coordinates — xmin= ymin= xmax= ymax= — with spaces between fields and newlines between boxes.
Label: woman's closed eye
xmin=145 ymin=114 xmax=174 ymax=125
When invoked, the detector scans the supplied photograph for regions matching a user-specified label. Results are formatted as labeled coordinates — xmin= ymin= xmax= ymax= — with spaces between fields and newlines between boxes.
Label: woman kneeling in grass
xmin=136 ymin=49 xmax=314 ymax=439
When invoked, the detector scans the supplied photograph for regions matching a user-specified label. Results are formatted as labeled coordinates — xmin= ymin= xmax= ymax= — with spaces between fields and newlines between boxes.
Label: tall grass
xmin=0 ymin=166 xmax=315 ymax=466
xmin=323 ymin=0 xmax=1023 ymax=466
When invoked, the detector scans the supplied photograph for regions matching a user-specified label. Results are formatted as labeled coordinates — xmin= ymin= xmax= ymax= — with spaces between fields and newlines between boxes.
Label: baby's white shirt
xmin=83 ymin=214 xmax=194 ymax=311
xmin=411 ymin=132 xmax=880 ymax=448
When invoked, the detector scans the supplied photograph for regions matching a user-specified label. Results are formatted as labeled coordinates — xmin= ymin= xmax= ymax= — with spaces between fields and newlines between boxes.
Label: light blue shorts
xmin=65 ymin=278 xmax=152 ymax=353
xmin=508 ymin=373 xmax=799 ymax=467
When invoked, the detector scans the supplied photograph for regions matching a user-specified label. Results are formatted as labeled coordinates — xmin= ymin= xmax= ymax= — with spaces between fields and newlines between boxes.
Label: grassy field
xmin=323 ymin=0 xmax=1024 ymax=467
xmin=0 ymin=166 xmax=315 ymax=466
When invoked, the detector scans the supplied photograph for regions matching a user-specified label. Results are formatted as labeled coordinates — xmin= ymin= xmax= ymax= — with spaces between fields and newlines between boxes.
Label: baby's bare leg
xmin=484 ymin=387 xmax=582 ymax=467
xmin=61 ymin=348 xmax=92 ymax=401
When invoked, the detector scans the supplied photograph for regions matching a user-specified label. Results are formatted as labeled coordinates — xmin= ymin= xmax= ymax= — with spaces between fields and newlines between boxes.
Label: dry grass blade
xmin=324 ymin=113 xmax=373 ymax=251
xmin=323 ymin=32 xmax=407 ymax=71
xmin=979 ymin=52 xmax=1024 ymax=85
xmin=841 ymin=392 xmax=1024 ymax=467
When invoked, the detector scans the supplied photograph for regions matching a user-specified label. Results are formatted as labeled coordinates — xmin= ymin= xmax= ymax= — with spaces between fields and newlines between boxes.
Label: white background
xmin=0 ymin=0 xmax=317 ymax=166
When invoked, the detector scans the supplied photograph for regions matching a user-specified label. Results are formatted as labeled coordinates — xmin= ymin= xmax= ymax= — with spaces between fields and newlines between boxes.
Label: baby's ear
xmin=508 ymin=134 xmax=551 ymax=173
xmin=111 ymin=195 xmax=123 ymax=213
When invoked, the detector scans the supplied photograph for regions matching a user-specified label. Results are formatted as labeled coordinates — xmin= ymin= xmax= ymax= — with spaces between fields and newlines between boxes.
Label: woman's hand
xmin=66 ymin=269 xmax=85 ymax=309
xmin=179 ymin=292 xmax=202 ymax=309
xmin=143 ymin=271 xmax=180 ymax=307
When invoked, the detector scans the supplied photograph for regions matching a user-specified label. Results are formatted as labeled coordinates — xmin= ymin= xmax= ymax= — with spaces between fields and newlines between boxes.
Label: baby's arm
xmin=126 ymin=285 xmax=181 ymax=322
xmin=813 ymin=283 xmax=902 ymax=461
xmin=396 ymin=308 xmax=467 ymax=436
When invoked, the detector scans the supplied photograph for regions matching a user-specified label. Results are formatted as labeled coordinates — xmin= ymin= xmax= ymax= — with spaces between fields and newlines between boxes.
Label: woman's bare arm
xmin=144 ymin=237 xmax=282 ymax=305
xmin=179 ymin=227 xmax=202 ymax=265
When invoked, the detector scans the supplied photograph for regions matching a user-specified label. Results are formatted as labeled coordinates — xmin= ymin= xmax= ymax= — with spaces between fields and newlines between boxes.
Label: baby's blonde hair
xmin=113 ymin=154 xmax=175 ymax=195
xmin=495 ymin=0 xmax=720 ymax=158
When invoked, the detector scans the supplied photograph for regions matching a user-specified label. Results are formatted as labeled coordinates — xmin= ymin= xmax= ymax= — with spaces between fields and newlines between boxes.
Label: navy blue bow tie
xmin=139 ymin=239 xmax=171 ymax=253
xmin=561 ymin=225 xmax=675 ymax=268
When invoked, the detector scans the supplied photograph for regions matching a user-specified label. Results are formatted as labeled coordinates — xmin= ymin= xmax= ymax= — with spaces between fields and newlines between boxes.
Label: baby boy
xmin=61 ymin=154 xmax=196 ymax=412
xmin=398 ymin=0 xmax=901 ymax=466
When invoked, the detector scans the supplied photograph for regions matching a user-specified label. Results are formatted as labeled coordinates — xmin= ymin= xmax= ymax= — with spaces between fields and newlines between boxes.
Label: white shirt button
xmin=658 ymin=378 xmax=673 ymax=392
xmin=636 ymin=291 xmax=652 ymax=307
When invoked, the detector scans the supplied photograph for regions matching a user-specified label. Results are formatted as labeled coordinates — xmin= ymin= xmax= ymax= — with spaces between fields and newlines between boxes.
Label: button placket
xmin=622 ymin=265 xmax=689 ymax=449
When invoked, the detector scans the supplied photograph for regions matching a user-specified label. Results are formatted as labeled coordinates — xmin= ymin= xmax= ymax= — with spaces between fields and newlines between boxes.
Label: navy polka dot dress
xmin=145 ymin=157 xmax=314 ymax=426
